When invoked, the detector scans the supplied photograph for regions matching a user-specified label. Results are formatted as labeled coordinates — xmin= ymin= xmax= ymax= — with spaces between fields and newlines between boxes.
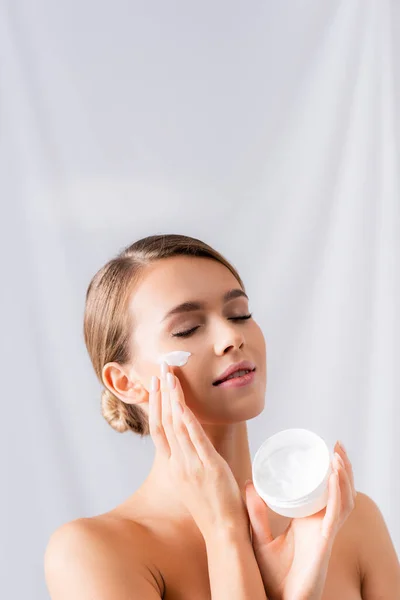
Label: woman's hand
xmin=245 ymin=442 xmax=356 ymax=600
xmin=148 ymin=361 xmax=248 ymax=540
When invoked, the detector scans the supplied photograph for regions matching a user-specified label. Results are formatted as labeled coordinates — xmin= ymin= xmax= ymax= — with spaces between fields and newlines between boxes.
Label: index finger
xmin=148 ymin=375 xmax=170 ymax=456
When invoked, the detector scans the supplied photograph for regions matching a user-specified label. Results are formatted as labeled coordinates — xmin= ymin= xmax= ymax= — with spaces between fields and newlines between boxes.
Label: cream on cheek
xmin=157 ymin=350 xmax=192 ymax=367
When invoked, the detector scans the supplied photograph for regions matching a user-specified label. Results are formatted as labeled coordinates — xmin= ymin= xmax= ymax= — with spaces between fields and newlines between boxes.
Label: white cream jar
xmin=252 ymin=428 xmax=333 ymax=518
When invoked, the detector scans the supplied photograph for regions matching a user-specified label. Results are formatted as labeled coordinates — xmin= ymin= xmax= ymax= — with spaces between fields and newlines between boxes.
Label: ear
xmin=102 ymin=362 xmax=148 ymax=406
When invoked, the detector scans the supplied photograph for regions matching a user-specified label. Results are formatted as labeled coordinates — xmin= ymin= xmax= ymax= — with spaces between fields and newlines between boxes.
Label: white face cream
xmin=252 ymin=428 xmax=332 ymax=518
xmin=256 ymin=445 xmax=327 ymax=501
xmin=158 ymin=351 xmax=191 ymax=367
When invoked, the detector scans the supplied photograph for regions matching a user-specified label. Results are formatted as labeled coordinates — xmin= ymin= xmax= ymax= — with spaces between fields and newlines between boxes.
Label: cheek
xmin=174 ymin=361 xmax=210 ymax=405
xmin=130 ymin=353 xmax=162 ymax=390
xmin=252 ymin=322 xmax=266 ymax=352
xmin=253 ymin=325 xmax=267 ymax=374
xmin=133 ymin=327 xmax=172 ymax=369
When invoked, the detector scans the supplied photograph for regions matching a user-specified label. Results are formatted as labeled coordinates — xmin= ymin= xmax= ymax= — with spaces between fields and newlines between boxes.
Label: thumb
xmin=244 ymin=480 xmax=274 ymax=548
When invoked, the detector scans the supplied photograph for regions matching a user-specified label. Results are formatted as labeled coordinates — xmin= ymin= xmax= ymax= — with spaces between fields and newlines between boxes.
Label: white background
xmin=1 ymin=1 xmax=399 ymax=598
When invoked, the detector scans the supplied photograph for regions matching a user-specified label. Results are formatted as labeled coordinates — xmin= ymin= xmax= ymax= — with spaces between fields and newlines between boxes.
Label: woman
xmin=45 ymin=233 xmax=400 ymax=599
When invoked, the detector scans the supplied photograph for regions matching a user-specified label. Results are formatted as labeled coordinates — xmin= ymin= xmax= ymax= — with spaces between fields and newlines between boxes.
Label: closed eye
xmin=172 ymin=313 xmax=253 ymax=338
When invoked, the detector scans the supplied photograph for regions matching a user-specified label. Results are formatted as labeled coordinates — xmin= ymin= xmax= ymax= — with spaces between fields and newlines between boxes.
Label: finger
xmin=321 ymin=466 xmax=341 ymax=542
xmin=334 ymin=452 xmax=355 ymax=518
xmin=181 ymin=404 xmax=219 ymax=465
xmin=168 ymin=373 xmax=199 ymax=464
xmin=335 ymin=441 xmax=357 ymax=500
xmin=168 ymin=369 xmax=186 ymax=406
xmin=244 ymin=481 xmax=274 ymax=549
xmin=148 ymin=375 xmax=170 ymax=456
xmin=160 ymin=362 xmax=181 ymax=458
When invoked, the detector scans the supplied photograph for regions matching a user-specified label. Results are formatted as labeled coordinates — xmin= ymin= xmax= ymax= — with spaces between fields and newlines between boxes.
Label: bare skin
xmin=88 ymin=430 xmax=363 ymax=600
xmin=45 ymin=255 xmax=400 ymax=599
xmin=95 ymin=446 xmax=363 ymax=600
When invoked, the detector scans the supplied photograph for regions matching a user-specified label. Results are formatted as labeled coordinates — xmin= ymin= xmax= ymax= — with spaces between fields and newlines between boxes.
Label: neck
xmin=138 ymin=421 xmax=252 ymax=524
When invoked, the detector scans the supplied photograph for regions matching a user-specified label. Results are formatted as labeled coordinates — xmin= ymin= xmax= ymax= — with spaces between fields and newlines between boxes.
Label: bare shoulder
xmin=348 ymin=491 xmax=400 ymax=598
xmin=44 ymin=515 xmax=164 ymax=600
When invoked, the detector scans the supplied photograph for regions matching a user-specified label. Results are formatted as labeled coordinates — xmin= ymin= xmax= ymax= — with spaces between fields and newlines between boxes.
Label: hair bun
xmin=100 ymin=388 xmax=149 ymax=436
xmin=101 ymin=388 xmax=130 ymax=433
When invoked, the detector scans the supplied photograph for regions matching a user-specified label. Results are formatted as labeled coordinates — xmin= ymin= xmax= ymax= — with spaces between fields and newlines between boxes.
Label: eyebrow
xmin=161 ymin=288 xmax=249 ymax=323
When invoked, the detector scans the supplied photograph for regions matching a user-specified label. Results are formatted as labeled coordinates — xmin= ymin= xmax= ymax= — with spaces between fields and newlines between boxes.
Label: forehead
xmin=129 ymin=255 xmax=242 ymax=323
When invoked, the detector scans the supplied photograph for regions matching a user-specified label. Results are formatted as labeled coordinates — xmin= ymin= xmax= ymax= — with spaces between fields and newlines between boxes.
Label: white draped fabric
xmin=1 ymin=1 xmax=399 ymax=598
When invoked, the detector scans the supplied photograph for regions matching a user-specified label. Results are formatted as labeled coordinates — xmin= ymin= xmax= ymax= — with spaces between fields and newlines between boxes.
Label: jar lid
xmin=252 ymin=428 xmax=331 ymax=506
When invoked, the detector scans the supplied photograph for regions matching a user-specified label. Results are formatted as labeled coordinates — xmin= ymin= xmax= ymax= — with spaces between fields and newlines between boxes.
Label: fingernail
xmin=167 ymin=372 xmax=176 ymax=389
xmin=151 ymin=375 xmax=159 ymax=391
xmin=244 ymin=479 xmax=252 ymax=486
xmin=160 ymin=361 xmax=168 ymax=378
xmin=339 ymin=440 xmax=347 ymax=453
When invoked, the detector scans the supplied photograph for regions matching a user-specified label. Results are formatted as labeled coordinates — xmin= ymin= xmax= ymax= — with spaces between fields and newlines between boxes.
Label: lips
xmin=213 ymin=360 xmax=256 ymax=386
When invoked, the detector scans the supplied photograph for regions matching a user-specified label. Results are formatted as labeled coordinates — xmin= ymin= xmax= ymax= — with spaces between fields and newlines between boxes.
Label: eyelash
xmin=172 ymin=313 xmax=253 ymax=338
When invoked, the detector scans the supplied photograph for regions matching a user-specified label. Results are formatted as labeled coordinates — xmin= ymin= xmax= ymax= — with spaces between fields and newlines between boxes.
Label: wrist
xmin=203 ymin=518 xmax=250 ymax=546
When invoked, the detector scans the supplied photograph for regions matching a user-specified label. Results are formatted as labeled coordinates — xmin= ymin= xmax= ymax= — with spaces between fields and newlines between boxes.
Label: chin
xmin=241 ymin=396 xmax=266 ymax=420
xmin=214 ymin=394 xmax=266 ymax=424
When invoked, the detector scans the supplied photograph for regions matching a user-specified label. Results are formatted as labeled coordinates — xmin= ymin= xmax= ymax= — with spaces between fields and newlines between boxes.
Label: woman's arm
xmin=147 ymin=367 xmax=269 ymax=600
xmin=356 ymin=493 xmax=400 ymax=599
xmin=204 ymin=522 xmax=268 ymax=600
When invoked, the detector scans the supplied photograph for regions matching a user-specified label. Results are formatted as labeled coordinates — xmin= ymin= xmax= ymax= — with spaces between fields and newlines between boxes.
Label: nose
xmin=213 ymin=321 xmax=245 ymax=356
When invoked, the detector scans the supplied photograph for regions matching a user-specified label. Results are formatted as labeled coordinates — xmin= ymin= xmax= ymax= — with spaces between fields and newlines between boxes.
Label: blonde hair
xmin=83 ymin=234 xmax=245 ymax=436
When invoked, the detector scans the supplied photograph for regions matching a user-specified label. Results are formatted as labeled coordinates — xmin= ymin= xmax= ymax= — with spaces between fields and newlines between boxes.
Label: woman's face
xmin=127 ymin=255 xmax=267 ymax=424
